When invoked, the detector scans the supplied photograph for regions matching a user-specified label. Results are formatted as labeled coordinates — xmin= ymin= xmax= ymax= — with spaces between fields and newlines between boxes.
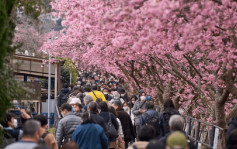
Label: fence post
xmin=195 ymin=120 xmax=200 ymax=149
xmin=210 ymin=125 xmax=216 ymax=148
xmin=213 ymin=128 xmax=219 ymax=149
xmin=188 ymin=118 xmax=192 ymax=136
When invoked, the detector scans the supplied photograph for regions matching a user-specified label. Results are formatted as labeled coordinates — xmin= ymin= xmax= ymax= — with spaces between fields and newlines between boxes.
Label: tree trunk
xmin=215 ymin=97 xmax=227 ymax=128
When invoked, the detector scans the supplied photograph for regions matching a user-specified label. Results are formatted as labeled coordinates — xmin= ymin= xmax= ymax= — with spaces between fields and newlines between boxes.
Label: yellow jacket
xmin=88 ymin=90 xmax=107 ymax=102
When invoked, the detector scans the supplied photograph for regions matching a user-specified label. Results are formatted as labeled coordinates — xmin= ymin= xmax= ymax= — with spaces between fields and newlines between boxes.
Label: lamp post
xmin=48 ymin=37 xmax=52 ymax=128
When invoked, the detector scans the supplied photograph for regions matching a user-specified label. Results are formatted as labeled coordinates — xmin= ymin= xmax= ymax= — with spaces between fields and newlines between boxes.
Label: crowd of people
xmin=1 ymin=71 xmax=237 ymax=149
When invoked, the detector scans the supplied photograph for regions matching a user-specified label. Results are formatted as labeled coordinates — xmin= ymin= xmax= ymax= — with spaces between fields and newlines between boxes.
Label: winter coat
xmin=116 ymin=108 xmax=135 ymax=142
xmin=99 ymin=112 xmax=119 ymax=141
xmin=56 ymin=112 xmax=81 ymax=147
xmin=90 ymin=112 xmax=107 ymax=131
xmin=72 ymin=123 xmax=109 ymax=149
xmin=57 ymin=88 xmax=70 ymax=107
xmin=132 ymin=100 xmax=147 ymax=126
xmin=160 ymin=108 xmax=180 ymax=136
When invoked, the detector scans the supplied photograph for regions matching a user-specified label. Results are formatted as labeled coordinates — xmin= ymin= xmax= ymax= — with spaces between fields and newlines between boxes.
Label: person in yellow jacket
xmin=88 ymin=85 xmax=107 ymax=102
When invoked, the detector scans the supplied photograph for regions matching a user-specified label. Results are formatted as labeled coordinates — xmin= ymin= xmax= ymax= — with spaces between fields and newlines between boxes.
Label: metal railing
xmin=183 ymin=116 xmax=225 ymax=149
xmin=54 ymin=104 xmax=62 ymax=131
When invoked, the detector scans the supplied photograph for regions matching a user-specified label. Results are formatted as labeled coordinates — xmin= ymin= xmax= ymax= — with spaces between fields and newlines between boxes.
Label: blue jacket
xmin=72 ymin=123 xmax=109 ymax=149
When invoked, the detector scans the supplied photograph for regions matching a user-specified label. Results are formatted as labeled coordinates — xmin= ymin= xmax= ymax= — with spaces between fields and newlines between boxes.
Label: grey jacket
xmin=56 ymin=112 xmax=81 ymax=147
xmin=132 ymin=100 xmax=146 ymax=126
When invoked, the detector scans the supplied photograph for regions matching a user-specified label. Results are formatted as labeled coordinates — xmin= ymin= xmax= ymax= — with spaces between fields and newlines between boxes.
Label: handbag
xmin=106 ymin=113 xmax=118 ymax=139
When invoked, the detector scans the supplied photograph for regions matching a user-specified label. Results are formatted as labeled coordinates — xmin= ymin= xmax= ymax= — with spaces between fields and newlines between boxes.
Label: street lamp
xmin=47 ymin=36 xmax=52 ymax=128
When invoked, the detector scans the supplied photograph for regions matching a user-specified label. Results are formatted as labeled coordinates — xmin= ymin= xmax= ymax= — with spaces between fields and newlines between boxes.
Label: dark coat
xmin=57 ymin=88 xmax=70 ymax=107
xmin=91 ymin=112 xmax=107 ymax=132
xmin=160 ymin=108 xmax=180 ymax=136
xmin=99 ymin=112 xmax=119 ymax=130
xmin=99 ymin=112 xmax=119 ymax=141
xmin=226 ymin=117 xmax=237 ymax=147
xmin=116 ymin=108 xmax=135 ymax=142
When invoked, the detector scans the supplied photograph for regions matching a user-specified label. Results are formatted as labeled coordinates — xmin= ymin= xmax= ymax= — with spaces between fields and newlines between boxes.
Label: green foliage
xmin=0 ymin=0 xmax=16 ymax=69
xmin=61 ymin=59 xmax=78 ymax=85
xmin=17 ymin=0 xmax=46 ymax=19
xmin=0 ymin=65 xmax=25 ymax=119
xmin=0 ymin=0 xmax=25 ymax=124
xmin=0 ymin=1 xmax=25 ymax=145
xmin=0 ymin=0 xmax=17 ymax=120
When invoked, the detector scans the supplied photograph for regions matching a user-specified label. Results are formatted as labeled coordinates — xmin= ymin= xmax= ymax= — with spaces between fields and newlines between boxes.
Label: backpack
xmin=61 ymin=92 xmax=70 ymax=104
xmin=144 ymin=112 xmax=161 ymax=136
xmin=105 ymin=113 xmax=118 ymax=140
xmin=39 ymin=131 xmax=49 ymax=144
xmin=161 ymin=109 xmax=180 ymax=135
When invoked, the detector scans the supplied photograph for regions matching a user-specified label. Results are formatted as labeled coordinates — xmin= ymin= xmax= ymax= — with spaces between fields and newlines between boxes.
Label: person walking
xmin=98 ymin=102 xmax=119 ymax=149
xmin=88 ymin=84 xmax=106 ymax=102
xmin=56 ymin=103 xmax=81 ymax=147
xmin=1 ymin=112 xmax=23 ymax=144
xmin=160 ymin=99 xmax=180 ymax=136
xmin=132 ymin=94 xmax=147 ymax=136
xmin=147 ymin=115 xmax=195 ymax=149
xmin=112 ymin=101 xmax=135 ymax=148
xmin=5 ymin=120 xmax=41 ymax=149
xmin=82 ymin=95 xmax=93 ymax=112
xmin=34 ymin=115 xmax=58 ymax=149
xmin=127 ymin=125 xmax=156 ymax=149
xmin=72 ymin=112 xmax=109 ymax=149
xmin=57 ymin=83 xmax=71 ymax=107
xmin=140 ymin=101 xmax=162 ymax=138
xmin=87 ymin=101 xmax=107 ymax=131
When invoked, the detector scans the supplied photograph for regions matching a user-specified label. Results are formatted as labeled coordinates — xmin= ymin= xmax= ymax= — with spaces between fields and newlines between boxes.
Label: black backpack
xmin=61 ymin=92 xmax=70 ymax=104
xmin=144 ymin=112 xmax=161 ymax=136
xmin=105 ymin=113 xmax=118 ymax=141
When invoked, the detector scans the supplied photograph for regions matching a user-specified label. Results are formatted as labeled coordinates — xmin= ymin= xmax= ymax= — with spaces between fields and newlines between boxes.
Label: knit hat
xmin=167 ymin=131 xmax=188 ymax=148
xmin=69 ymin=98 xmax=81 ymax=105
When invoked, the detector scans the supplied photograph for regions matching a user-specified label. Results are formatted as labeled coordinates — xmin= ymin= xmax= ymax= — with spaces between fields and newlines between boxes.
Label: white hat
xmin=69 ymin=98 xmax=81 ymax=105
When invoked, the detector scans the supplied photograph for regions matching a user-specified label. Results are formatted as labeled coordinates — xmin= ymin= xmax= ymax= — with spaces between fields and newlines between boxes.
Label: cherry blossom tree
xmin=41 ymin=0 xmax=237 ymax=128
